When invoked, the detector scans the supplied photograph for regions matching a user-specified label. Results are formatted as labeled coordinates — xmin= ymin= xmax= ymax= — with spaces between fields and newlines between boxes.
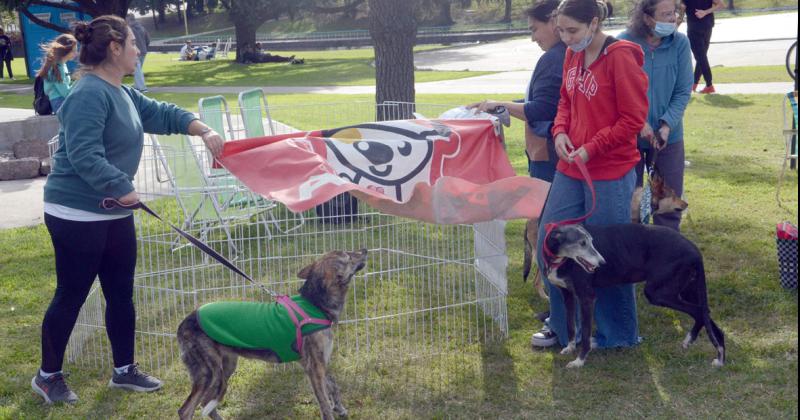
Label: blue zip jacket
xmin=44 ymin=74 xmax=197 ymax=215
xmin=618 ymin=30 xmax=692 ymax=149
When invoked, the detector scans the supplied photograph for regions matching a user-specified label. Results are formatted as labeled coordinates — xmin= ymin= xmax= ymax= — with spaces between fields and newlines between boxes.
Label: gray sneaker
xmin=31 ymin=372 xmax=78 ymax=404
xmin=108 ymin=363 xmax=162 ymax=392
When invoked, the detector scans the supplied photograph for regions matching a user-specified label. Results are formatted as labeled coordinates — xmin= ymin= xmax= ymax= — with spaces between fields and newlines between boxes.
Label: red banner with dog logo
xmin=219 ymin=119 xmax=550 ymax=224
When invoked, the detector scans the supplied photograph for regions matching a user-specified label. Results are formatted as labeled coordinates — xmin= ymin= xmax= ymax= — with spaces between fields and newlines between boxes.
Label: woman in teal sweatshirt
xmin=619 ymin=0 xmax=693 ymax=231
xmin=33 ymin=15 xmax=224 ymax=405
xmin=36 ymin=34 xmax=78 ymax=113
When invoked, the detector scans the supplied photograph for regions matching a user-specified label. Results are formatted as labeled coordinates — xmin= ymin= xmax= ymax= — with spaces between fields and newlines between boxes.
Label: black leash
xmin=101 ymin=198 xmax=277 ymax=298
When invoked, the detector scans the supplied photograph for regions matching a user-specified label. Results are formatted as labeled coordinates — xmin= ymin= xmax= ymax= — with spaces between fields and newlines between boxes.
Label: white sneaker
xmin=531 ymin=325 xmax=558 ymax=347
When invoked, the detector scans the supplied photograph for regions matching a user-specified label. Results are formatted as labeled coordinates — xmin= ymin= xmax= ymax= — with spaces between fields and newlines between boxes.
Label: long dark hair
xmin=73 ymin=15 xmax=129 ymax=67
xmin=557 ymin=0 xmax=609 ymax=25
xmin=628 ymin=0 xmax=676 ymax=38
xmin=36 ymin=34 xmax=77 ymax=82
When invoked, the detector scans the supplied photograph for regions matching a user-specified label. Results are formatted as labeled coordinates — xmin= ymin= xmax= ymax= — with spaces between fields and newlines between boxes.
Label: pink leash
xmin=276 ymin=295 xmax=332 ymax=355
xmin=541 ymin=156 xmax=596 ymax=271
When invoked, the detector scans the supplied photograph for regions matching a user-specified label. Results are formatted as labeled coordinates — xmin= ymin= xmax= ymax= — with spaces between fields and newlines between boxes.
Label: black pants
xmin=0 ymin=59 xmax=12 ymax=78
xmin=687 ymin=26 xmax=713 ymax=86
xmin=41 ymin=213 xmax=137 ymax=372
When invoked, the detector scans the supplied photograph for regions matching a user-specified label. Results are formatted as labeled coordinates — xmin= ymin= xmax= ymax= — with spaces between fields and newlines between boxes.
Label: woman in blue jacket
xmin=619 ymin=0 xmax=692 ymax=231
xmin=33 ymin=15 xmax=224 ymax=405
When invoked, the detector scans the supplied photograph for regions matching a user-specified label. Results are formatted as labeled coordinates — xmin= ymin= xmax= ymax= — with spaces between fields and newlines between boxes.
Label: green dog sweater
xmin=197 ymin=296 xmax=330 ymax=363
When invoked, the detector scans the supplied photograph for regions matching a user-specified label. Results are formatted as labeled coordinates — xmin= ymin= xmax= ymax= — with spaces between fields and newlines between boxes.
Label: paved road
xmin=414 ymin=12 xmax=798 ymax=71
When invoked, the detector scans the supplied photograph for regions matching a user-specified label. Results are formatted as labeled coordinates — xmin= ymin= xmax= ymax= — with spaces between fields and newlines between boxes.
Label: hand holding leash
xmin=554 ymin=133 xmax=575 ymax=161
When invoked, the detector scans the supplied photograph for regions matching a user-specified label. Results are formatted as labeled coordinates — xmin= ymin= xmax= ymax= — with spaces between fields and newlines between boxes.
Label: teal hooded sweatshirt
xmin=618 ymin=30 xmax=693 ymax=149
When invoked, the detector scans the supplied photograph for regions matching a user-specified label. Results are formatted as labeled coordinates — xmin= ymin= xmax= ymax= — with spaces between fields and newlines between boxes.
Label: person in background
xmin=681 ymin=0 xmax=724 ymax=93
xmin=180 ymin=40 xmax=196 ymax=61
xmin=0 ymin=27 xmax=15 ymax=80
xmin=620 ymin=0 xmax=692 ymax=231
xmin=126 ymin=13 xmax=150 ymax=92
xmin=531 ymin=0 xmax=649 ymax=350
xmin=33 ymin=15 xmax=224 ymax=405
xmin=37 ymin=34 xmax=78 ymax=113
xmin=468 ymin=0 xmax=566 ymax=183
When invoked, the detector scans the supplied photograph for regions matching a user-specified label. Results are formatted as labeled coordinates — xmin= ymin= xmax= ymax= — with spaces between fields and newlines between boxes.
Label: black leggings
xmin=41 ymin=213 xmax=137 ymax=372
xmin=687 ymin=26 xmax=713 ymax=86
xmin=0 ymin=59 xmax=11 ymax=78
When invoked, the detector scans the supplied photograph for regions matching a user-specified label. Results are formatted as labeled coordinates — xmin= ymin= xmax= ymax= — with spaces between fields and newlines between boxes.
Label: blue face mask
xmin=568 ymin=32 xmax=594 ymax=52
xmin=653 ymin=21 xmax=676 ymax=38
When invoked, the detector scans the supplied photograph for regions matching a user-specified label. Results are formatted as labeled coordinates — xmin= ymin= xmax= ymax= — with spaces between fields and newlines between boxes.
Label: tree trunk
xmin=234 ymin=21 xmax=257 ymax=63
xmin=501 ymin=0 xmax=512 ymax=23
xmin=157 ymin=1 xmax=166 ymax=24
xmin=368 ymin=0 xmax=416 ymax=119
xmin=437 ymin=0 xmax=454 ymax=26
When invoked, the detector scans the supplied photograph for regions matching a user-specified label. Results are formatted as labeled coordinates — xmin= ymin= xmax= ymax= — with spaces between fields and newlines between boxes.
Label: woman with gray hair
xmin=619 ymin=0 xmax=693 ymax=231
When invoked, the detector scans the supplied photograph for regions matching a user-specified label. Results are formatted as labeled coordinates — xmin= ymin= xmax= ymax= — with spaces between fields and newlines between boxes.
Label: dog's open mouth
xmin=576 ymin=256 xmax=597 ymax=273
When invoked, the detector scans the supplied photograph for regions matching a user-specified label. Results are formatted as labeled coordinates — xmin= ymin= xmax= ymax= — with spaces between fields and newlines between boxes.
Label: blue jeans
xmin=536 ymin=168 xmax=641 ymax=348
xmin=50 ymin=97 xmax=65 ymax=114
xmin=133 ymin=55 xmax=147 ymax=90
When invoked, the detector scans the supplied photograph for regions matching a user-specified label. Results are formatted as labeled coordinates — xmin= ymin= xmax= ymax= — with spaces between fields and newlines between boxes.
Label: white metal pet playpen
xmin=63 ymin=100 xmax=510 ymax=400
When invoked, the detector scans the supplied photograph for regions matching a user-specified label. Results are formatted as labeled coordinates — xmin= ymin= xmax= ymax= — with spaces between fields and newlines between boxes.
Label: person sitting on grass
xmin=179 ymin=40 xmax=196 ymax=61
xmin=241 ymin=42 xmax=304 ymax=64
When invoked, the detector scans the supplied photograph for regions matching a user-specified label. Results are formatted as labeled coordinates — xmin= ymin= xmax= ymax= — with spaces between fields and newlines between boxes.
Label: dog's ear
xmin=299 ymin=272 xmax=325 ymax=300
xmin=297 ymin=262 xmax=315 ymax=280
xmin=545 ymin=228 xmax=563 ymax=255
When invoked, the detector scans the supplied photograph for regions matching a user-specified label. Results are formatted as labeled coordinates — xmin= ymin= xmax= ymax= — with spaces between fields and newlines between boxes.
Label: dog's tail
xmin=523 ymin=225 xmax=533 ymax=282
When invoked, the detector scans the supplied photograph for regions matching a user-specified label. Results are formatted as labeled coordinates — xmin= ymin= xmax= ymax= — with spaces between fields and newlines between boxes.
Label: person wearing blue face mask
xmin=619 ymin=0 xmax=692 ymax=231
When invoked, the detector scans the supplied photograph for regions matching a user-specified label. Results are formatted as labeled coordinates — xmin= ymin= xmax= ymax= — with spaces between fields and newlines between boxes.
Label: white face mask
xmin=567 ymin=23 xmax=596 ymax=53
xmin=568 ymin=32 xmax=594 ymax=52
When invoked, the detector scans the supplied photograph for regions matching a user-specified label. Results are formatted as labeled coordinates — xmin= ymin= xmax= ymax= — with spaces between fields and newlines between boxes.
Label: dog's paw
xmin=560 ymin=343 xmax=576 ymax=355
xmin=334 ymin=406 xmax=348 ymax=417
xmin=681 ymin=333 xmax=694 ymax=349
xmin=711 ymin=358 xmax=724 ymax=368
xmin=566 ymin=358 xmax=585 ymax=368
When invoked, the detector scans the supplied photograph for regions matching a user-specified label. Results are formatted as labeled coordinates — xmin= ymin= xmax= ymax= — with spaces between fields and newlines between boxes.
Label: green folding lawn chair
xmin=238 ymin=88 xmax=276 ymax=138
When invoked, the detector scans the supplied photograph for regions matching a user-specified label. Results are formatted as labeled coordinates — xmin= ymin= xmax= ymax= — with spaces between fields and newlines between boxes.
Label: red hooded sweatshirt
xmin=551 ymin=38 xmax=648 ymax=180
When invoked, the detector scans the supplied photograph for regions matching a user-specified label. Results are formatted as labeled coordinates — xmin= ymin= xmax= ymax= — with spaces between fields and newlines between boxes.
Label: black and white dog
xmin=544 ymin=224 xmax=725 ymax=368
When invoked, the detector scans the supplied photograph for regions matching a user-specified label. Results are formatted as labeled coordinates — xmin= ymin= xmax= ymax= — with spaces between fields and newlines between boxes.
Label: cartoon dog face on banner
xmin=318 ymin=120 xmax=462 ymax=201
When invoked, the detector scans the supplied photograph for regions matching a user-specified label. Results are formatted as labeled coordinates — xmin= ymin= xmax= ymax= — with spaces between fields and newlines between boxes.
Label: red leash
xmin=541 ymin=155 xmax=596 ymax=271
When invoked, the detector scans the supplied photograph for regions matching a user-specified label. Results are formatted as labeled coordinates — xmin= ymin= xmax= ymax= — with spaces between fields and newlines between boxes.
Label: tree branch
xmin=27 ymin=0 xmax=84 ymax=14
xmin=19 ymin=7 xmax=71 ymax=33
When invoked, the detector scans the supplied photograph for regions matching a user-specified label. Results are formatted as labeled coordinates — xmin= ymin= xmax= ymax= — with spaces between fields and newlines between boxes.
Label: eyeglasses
xmin=650 ymin=10 xmax=679 ymax=20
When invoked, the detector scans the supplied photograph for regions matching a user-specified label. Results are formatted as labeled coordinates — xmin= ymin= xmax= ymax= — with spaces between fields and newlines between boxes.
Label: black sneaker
xmin=31 ymin=372 xmax=78 ymax=404
xmin=108 ymin=363 xmax=162 ymax=392
xmin=531 ymin=325 xmax=558 ymax=347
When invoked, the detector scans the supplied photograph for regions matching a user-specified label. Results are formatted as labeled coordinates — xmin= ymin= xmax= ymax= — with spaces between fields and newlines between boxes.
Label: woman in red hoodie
xmin=531 ymin=0 xmax=649 ymax=351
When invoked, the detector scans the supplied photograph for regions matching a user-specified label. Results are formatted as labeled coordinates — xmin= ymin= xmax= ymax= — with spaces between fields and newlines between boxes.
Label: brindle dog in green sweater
xmin=177 ymin=249 xmax=367 ymax=420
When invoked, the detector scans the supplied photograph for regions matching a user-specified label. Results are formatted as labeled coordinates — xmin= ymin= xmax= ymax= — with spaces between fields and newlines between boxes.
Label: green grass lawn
xmin=0 ymin=93 xmax=797 ymax=419
xmin=0 ymin=46 xmax=487 ymax=87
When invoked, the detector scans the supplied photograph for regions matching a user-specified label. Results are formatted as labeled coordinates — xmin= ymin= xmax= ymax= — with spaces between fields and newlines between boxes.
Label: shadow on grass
xmin=691 ymin=94 xmax=754 ymax=109
xmin=686 ymin=153 xmax=783 ymax=186
xmin=146 ymin=59 xmax=373 ymax=87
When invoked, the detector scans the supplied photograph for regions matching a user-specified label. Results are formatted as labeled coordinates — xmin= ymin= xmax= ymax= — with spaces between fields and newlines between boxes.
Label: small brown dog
xmin=176 ymin=249 xmax=367 ymax=420
xmin=631 ymin=169 xmax=688 ymax=224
